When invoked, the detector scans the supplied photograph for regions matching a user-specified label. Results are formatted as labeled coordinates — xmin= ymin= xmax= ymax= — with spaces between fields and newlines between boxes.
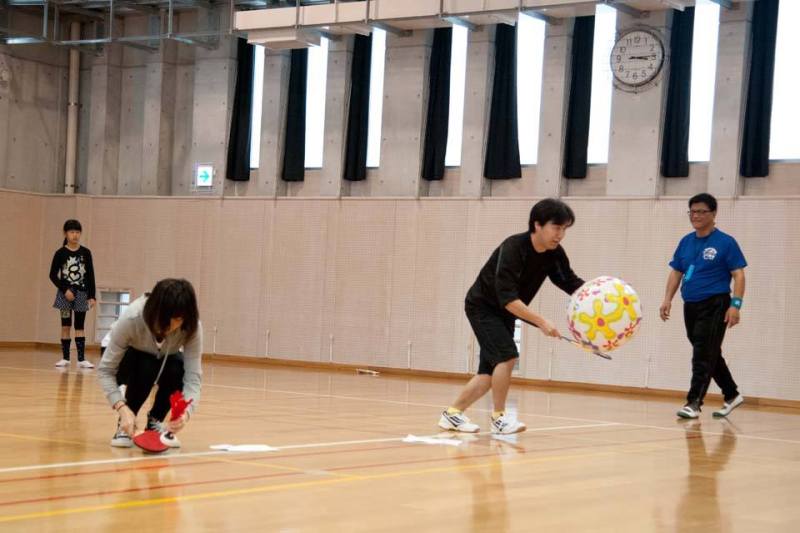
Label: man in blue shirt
xmin=660 ymin=193 xmax=746 ymax=419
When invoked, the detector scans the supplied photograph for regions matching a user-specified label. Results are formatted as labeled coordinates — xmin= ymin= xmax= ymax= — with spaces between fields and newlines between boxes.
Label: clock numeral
xmin=619 ymin=65 xmax=624 ymax=72
xmin=616 ymin=55 xmax=622 ymax=63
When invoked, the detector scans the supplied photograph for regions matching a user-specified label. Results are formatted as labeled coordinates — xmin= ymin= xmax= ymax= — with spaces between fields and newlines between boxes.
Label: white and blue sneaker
xmin=490 ymin=413 xmax=526 ymax=434
xmin=438 ymin=410 xmax=480 ymax=433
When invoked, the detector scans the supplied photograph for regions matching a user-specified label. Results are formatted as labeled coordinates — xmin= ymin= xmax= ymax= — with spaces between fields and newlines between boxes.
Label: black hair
xmin=528 ymin=198 xmax=576 ymax=233
xmin=63 ymin=219 xmax=82 ymax=245
xmin=143 ymin=278 xmax=200 ymax=341
xmin=688 ymin=193 xmax=717 ymax=212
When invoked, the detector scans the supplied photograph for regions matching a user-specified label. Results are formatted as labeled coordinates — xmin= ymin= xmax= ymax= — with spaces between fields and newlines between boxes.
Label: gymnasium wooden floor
xmin=1 ymin=348 xmax=798 ymax=532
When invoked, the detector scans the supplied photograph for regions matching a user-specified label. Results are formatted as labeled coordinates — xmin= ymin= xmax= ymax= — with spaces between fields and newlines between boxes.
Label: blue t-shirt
xmin=669 ymin=228 xmax=747 ymax=303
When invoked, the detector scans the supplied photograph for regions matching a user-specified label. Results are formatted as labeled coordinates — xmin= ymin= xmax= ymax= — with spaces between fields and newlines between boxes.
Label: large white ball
xmin=567 ymin=276 xmax=643 ymax=352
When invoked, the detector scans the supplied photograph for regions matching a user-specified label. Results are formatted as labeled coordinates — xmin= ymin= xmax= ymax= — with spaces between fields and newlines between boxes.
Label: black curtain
xmin=740 ymin=0 xmax=780 ymax=178
xmin=484 ymin=24 xmax=521 ymax=179
xmin=421 ymin=28 xmax=452 ymax=181
xmin=661 ymin=7 xmax=695 ymax=178
xmin=282 ymin=48 xmax=308 ymax=182
xmin=226 ymin=38 xmax=255 ymax=181
xmin=563 ymin=16 xmax=594 ymax=179
xmin=343 ymin=34 xmax=372 ymax=181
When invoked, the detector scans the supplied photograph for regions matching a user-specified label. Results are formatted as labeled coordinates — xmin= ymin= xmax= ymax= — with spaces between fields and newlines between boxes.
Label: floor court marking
xmin=0 ymin=431 xmax=92 ymax=447
xmin=0 ymin=423 xmax=620 ymax=475
xmin=0 ymin=447 xmax=623 ymax=524
xmin=0 ymin=444 xmax=415 ymax=485
xmin=5 ymin=425 xmax=797 ymax=513
xmin=0 ymin=366 xmax=800 ymax=474
xmin=203 ymin=384 xmax=800 ymax=445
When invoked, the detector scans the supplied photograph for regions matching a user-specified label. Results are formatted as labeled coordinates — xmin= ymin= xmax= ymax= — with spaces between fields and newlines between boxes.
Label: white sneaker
xmin=77 ymin=360 xmax=94 ymax=369
xmin=110 ymin=424 xmax=133 ymax=448
xmin=713 ymin=395 xmax=744 ymax=418
xmin=438 ymin=410 xmax=480 ymax=433
xmin=55 ymin=359 xmax=70 ymax=367
xmin=490 ymin=414 xmax=526 ymax=435
xmin=677 ymin=403 xmax=701 ymax=419
xmin=160 ymin=432 xmax=181 ymax=448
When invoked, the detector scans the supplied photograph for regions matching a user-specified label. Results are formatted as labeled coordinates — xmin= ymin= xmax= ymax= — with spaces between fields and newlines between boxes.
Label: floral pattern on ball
xmin=567 ymin=276 xmax=643 ymax=352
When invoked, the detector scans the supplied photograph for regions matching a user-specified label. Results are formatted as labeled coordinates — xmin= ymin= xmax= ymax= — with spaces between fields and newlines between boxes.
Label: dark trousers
xmin=683 ymin=293 xmax=739 ymax=406
xmin=117 ymin=347 xmax=185 ymax=421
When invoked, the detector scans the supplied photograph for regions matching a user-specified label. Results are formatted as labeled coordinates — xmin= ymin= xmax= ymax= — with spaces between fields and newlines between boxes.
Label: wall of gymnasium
xmin=1 ymin=5 xmax=798 ymax=401
xmin=0 ymin=5 xmax=799 ymax=198
xmin=1 ymin=189 xmax=798 ymax=402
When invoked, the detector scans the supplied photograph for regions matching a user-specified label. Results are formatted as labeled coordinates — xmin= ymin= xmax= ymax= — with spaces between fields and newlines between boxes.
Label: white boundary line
xmin=204 ymin=384 xmax=800 ymax=445
xmin=0 ymin=364 xmax=798 ymax=477
xmin=0 ymin=423 xmax=620 ymax=475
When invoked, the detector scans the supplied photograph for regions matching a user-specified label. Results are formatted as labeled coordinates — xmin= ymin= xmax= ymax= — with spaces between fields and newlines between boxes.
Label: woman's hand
xmin=117 ymin=405 xmax=136 ymax=436
xmin=65 ymin=289 xmax=75 ymax=302
xmin=164 ymin=413 xmax=188 ymax=434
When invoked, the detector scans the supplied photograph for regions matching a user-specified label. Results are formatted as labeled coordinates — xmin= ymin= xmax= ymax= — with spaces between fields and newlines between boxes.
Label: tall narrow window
xmin=688 ymin=0 xmax=720 ymax=162
xmin=770 ymin=0 xmax=800 ymax=160
xmin=586 ymin=4 xmax=616 ymax=164
xmin=516 ymin=12 xmax=546 ymax=165
xmin=444 ymin=25 xmax=468 ymax=167
xmin=305 ymin=38 xmax=329 ymax=168
xmin=249 ymin=45 xmax=266 ymax=169
xmin=366 ymin=29 xmax=387 ymax=168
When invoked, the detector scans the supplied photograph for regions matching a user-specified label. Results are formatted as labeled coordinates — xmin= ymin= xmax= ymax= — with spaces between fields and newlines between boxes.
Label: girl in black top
xmin=49 ymin=219 xmax=97 ymax=368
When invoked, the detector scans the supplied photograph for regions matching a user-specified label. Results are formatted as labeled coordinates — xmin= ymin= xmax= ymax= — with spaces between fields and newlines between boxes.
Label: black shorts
xmin=465 ymin=303 xmax=519 ymax=375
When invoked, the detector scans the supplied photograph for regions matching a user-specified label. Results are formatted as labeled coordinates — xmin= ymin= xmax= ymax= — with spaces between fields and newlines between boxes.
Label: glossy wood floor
xmin=1 ymin=348 xmax=799 ymax=532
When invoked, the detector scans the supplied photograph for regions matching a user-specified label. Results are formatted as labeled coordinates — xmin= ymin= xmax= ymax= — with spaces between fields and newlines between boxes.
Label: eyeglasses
xmin=687 ymin=209 xmax=713 ymax=216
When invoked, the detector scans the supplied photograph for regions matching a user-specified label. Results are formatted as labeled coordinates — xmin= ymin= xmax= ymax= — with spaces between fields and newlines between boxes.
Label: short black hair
xmin=689 ymin=193 xmax=717 ymax=212
xmin=529 ymin=198 xmax=576 ymax=233
xmin=143 ymin=278 xmax=200 ymax=341
xmin=62 ymin=219 xmax=82 ymax=245
xmin=63 ymin=219 xmax=82 ymax=233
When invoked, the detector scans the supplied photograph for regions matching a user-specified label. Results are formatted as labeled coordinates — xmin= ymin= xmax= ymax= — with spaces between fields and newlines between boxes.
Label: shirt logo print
xmin=703 ymin=247 xmax=717 ymax=261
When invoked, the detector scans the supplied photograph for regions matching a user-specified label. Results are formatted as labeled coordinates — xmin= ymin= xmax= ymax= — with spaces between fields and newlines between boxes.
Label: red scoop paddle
xmin=133 ymin=391 xmax=192 ymax=453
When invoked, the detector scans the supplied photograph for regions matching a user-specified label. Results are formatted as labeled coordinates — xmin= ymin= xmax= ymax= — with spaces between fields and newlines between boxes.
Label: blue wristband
xmin=731 ymin=297 xmax=742 ymax=309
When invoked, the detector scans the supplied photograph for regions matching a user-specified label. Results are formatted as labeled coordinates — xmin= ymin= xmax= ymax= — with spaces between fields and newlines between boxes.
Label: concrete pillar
xmin=171 ymin=32 xmax=196 ymax=193
xmin=371 ymin=29 xmax=432 ymax=196
xmin=180 ymin=29 xmax=237 ymax=196
xmin=86 ymin=44 xmax=123 ymax=195
xmin=0 ymin=51 xmax=10 ymax=190
xmin=140 ymin=40 xmax=178 ymax=196
xmin=116 ymin=35 xmax=148 ymax=196
xmin=458 ymin=25 xmax=494 ymax=197
xmin=708 ymin=3 xmax=752 ymax=198
xmin=606 ymin=11 xmax=669 ymax=197
xmin=535 ymin=20 xmax=573 ymax=197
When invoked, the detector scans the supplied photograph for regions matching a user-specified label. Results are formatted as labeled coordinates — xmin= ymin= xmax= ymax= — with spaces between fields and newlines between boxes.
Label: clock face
xmin=610 ymin=29 xmax=665 ymax=88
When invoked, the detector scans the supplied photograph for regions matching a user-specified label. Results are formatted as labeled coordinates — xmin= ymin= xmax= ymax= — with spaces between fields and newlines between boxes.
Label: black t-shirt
xmin=49 ymin=246 xmax=96 ymax=299
xmin=465 ymin=232 xmax=584 ymax=317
